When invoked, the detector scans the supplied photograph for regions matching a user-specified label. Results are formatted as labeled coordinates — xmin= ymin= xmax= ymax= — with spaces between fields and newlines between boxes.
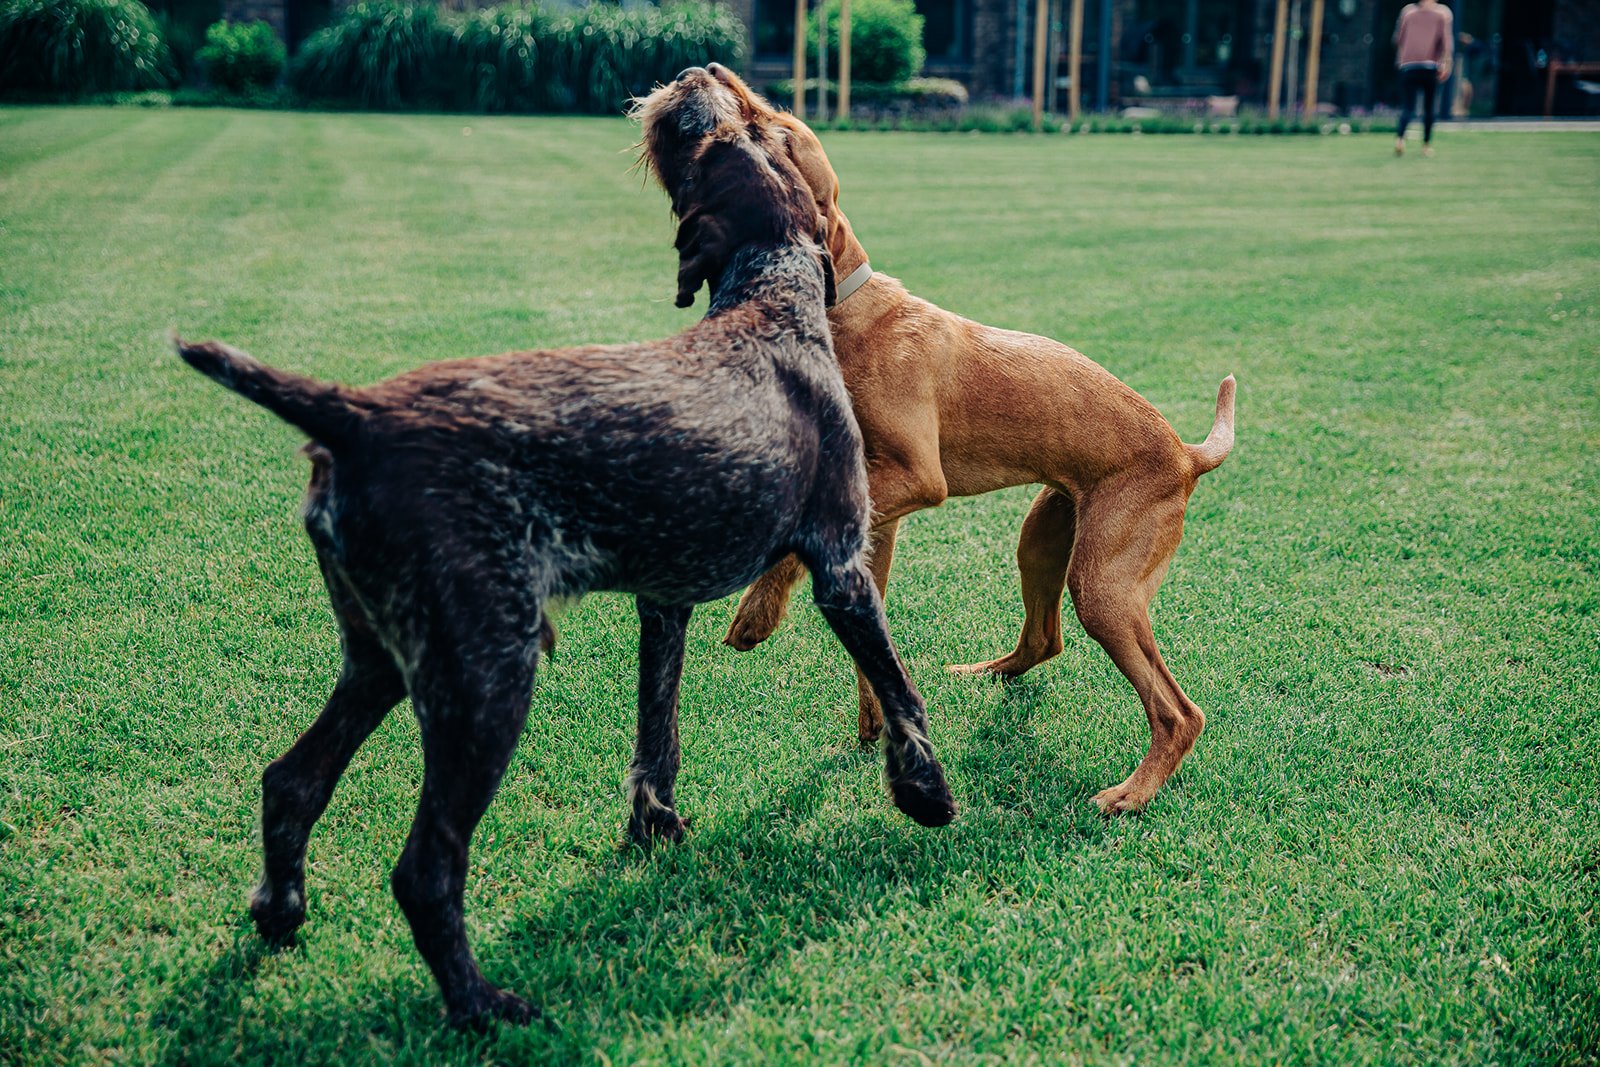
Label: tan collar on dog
xmin=834 ymin=261 xmax=873 ymax=304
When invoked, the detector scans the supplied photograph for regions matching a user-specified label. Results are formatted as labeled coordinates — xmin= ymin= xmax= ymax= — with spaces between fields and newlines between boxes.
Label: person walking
xmin=1393 ymin=0 xmax=1454 ymax=156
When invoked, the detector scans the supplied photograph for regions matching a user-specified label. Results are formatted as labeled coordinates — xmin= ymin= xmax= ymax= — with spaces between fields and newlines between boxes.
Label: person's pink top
xmin=1394 ymin=3 xmax=1453 ymax=68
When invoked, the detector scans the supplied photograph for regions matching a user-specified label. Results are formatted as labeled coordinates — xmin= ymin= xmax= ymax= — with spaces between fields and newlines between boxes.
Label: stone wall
xmin=969 ymin=0 xmax=1020 ymax=98
xmin=1245 ymin=0 xmax=1398 ymax=112
xmin=1315 ymin=0 xmax=1381 ymax=110
xmin=223 ymin=0 xmax=286 ymax=40
xmin=1554 ymin=0 xmax=1600 ymax=58
xmin=215 ymin=0 xmax=1589 ymax=113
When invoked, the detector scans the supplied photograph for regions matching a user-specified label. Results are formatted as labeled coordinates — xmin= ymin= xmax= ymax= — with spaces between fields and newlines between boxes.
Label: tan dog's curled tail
xmin=1186 ymin=374 xmax=1236 ymax=476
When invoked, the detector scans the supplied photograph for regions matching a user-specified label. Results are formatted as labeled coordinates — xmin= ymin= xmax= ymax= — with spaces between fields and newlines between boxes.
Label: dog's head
xmin=633 ymin=65 xmax=834 ymax=309
xmin=656 ymin=65 xmax=861 ymax=275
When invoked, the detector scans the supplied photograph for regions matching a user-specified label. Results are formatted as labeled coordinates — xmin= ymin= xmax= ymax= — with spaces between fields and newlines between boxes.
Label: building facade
xmin=191 ymin=0 xmax=1600 ymax=115
xmin=730 ymin=0 xmax=1600 ymax=115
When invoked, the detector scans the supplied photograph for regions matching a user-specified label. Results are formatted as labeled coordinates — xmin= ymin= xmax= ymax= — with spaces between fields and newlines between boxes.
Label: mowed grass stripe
xmin=1 ymin=109 xmax=1596 ymax=1064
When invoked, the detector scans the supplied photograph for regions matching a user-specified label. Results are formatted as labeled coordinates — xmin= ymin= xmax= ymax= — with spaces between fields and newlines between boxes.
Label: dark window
xmin=757 ymin=0 xmax=971 ymax=64
xmin=286 ymin=0 xmax=333 ymax=51
xmin=1125 ymin=0 xmax=1240 ymax=83
xmin=754 ymin=0 xmax=797 ymax=59
xmin=916 ymin=0 xmax=970 ymax=61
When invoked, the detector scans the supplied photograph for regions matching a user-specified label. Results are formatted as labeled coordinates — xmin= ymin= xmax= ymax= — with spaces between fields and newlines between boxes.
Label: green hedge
xmin=0 ymin=0 xmax=174 ymax=97
xmin=807 ymin=0 xmax=922 ymax=84
xmin=451 ymin=2 xmax=560 ymax=112
xmin=289 ymin=0 xmax=445 ymax=109
xmin=289 ymin=0 xmax=744 ymax=114
xmin=197 ymin=19 xmax=284 ymax=92
xmin=768 ymin=75 xmax=967 ymax=115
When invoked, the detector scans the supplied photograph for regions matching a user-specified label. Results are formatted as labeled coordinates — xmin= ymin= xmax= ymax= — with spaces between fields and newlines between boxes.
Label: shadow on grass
xmin=955 ymin=676 xmax=1124 ymax=828
xmin=152 ymin=689 xmax=1110 ymax=1061
xmin=149 ymin=922 xmax=280 ymax=1046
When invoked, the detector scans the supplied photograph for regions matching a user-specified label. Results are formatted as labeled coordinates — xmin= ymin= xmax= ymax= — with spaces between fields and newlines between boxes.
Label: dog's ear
xmin=816 ymin=222 xmax=837 ymax=307
xmin=672 ymin=135 xmax=765 ymax=308
xmin=674 ymin=207 xmax=729 ymax=308
xmin=774 ymin=116 xmax=841 ymax=224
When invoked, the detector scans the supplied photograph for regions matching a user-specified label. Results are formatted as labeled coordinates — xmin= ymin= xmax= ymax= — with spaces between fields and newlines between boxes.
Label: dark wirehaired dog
xmin=173 ymin=67 xmax=953 ymax=1026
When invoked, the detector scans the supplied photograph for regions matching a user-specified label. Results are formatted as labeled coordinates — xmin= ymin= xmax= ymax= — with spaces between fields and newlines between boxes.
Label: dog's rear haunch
xmin=176 ymin=71 xmax=952 ymax=1027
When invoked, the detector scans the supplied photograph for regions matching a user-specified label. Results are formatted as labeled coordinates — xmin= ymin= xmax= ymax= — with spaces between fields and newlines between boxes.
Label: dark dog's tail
xmin=1186 ymin=374 xmax=1235 ymax=476
xmin=173 ymin=335 xmax=367 ymax=449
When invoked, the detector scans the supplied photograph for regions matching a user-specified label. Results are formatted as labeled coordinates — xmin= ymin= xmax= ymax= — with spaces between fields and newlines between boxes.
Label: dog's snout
xmin=676 ymin=66 xmax=707 ymax=82
xmin=706 ymin=62 xmax=730 ymax=82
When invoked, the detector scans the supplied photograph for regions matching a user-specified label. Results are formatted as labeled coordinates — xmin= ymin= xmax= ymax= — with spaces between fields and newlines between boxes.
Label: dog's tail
xmin=1186 ymin=374 xmax=1235 ymax=477
xmin=173 ymin=335 xmax=367 ymax=450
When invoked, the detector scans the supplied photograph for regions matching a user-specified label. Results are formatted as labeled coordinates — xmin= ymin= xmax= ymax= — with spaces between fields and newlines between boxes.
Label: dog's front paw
xmin=1090 ymin=780 xmax=1155 ymax=816
xmin=857 ymin=698 xmax=884 ymax=745
xmin=249 ymin=882 xmax=306 ymax=944
xmin=722 ymin=609 xmax=777 ymax=652
xmin=448 ymin=985 xmax=536 ymax=1029
xmin=626 ymin=808 xmax=691 ymax=847
xmin=886 ymin=758 xmax=956 ymax=828
xmin=946 ymin=653 xmax=1039 ymax=679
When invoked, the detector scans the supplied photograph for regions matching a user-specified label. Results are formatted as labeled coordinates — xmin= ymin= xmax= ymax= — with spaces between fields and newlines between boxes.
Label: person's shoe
xmin=1422 ymin=145 xmax=1434 ymax=157
xmin=1394 ymin=137 xmax=1405 ymax=156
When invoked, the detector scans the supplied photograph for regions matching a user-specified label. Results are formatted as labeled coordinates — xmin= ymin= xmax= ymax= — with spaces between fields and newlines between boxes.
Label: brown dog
xmin=703 ymin=64 xmax=1236 ymax=815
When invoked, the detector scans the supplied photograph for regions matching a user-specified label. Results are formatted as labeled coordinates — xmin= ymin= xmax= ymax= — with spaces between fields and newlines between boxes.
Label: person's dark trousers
xmin=1397 ymin=66 xmax=1438 ymax=143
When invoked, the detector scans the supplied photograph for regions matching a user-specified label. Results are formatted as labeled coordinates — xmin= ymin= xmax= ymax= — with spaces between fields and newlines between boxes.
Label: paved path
xmin=1443 ymin=119 xmax=1600 ymax=132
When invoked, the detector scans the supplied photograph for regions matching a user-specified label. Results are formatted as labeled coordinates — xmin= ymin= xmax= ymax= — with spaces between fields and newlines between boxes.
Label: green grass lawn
xmin=2 ymin=108 xmax=1597 ymax=1065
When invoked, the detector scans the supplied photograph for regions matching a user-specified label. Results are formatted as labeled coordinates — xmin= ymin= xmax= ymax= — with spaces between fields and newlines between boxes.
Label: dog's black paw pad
xmin=889 ymin=774 xmax=957 ymax=828
xmin=626 ymin=810 xmax=690 ymax=848
xmin=249 ymin=889 xmax=306 ymax=944
xmin=449 ymin=988 xmax=536 ymax=1029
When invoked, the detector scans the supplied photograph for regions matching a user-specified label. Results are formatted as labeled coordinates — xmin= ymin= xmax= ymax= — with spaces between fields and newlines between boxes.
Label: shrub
xmin=807 ymin=0 xmax=923 ymax=85
xmin=770 ymin=74 xmax=964 ymax=115
xmin=0 ymin=0 xmax=174 ymax=97
xmin=761 ymin=75 xmax=960 ymax=123
xmin=448 ymin=2 xmax=559 ymax=112
xmin=290 ymin=0 xmax=448 ymax=110
xmin=197 ymin=19 xmax=284 ymax=92
xmin=169 ymin=83 xmax=289 ymax=106
xmin=644 ymin=0 xmax=745 ymax=83
xmin=834 ymin=102 xmax=1052 ymax=133
xmin=288 ymin=0 xmax=741 ymax=114
xmin=154 ymin=10 xmax=199 ymax=84
xmin=553 ymin=0 xmax=744 ymax=114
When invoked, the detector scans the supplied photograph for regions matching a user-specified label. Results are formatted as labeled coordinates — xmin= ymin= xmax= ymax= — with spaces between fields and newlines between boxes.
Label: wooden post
xmin=1031 ymin=0 xmax=1050 ymax=130
xmin=1267 ymin=0 xmax=1288 ymax=119
xmin=839 ymin=0 xmax=852 ymax=120
xmin=816 ymin=6 xmax=828 ymax=120
xmin=1067 ymin=0 xmax=1084 ymax=123
xmin=1182 ymin=0 xmax=1198 ymax=71
xmin=1302 ymin=0 xmax=1324 ymax=121
xmin=792 ymin=0 xmax=807 ymax=119
xmin=1097 ymin=0 xmax=1111 ymax=110
xmin=1284 ymin=0 xmax=1300 ymax=116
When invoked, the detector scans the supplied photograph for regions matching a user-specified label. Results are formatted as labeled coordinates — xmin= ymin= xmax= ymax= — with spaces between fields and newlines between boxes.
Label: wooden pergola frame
xmin=790 ymin=0 xmax=1331 ymax=131
xmin=793 ymin=0 xmax=853 ymax=121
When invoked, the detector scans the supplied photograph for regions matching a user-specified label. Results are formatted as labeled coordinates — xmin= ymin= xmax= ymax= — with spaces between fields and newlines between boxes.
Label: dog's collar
xmin=833 ymin=261 xmax=874 ymax=305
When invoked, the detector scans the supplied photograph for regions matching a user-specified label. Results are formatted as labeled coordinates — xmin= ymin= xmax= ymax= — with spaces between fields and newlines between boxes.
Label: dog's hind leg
xmin=391 ymin=618 xmax=539 ymax=1027
xmin=727 ymin=455 xmax=946 ymax=657
xmin=627 ymin=599 xmax=694 ymax=846
xmin=809 ymin=558 xmax=955 ymax=828
xmin=1067 ymin=489 xmax=1203 ymax=815
xmin=850 ymin=519 xmax=900 ymax=744
xmin=252 ymin=577 xmax=405 ymax=943
xmin=724 ymin=552 xmax=807 ymax=651
xmin=949 ymin=486 xmax=1076 ymax=679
